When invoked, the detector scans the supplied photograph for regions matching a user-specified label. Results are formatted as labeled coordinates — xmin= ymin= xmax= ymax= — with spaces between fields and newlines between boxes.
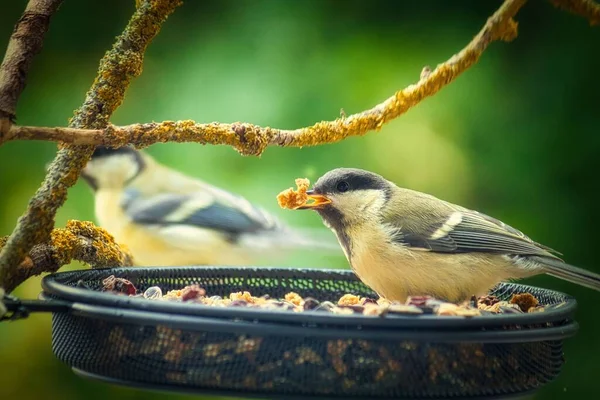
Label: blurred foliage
xmin=0 ymin=0 xmax=599 ymax=399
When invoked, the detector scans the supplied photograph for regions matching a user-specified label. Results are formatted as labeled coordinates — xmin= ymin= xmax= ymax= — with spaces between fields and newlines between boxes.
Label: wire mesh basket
xmin=8 ymin=266 xmax=579 ymax=399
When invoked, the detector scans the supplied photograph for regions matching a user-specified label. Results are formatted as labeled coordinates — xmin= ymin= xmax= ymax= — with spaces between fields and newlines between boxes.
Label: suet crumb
xmin=230 ymin=291 xmax=254 ymax=303
xmin=510 ymin=293 xmax=539 ymax=312
xmin=277 ymin=178 xmax=310 ymax=209
xmin=338 ymin=294 xmax=361 ymax=306
xmin=284 ymin=292 xmax=305 ymax=306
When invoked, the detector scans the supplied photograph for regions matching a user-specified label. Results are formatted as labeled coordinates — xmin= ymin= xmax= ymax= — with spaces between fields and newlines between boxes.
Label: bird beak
xmin=297 ymin=190 xmax=332 ymax=210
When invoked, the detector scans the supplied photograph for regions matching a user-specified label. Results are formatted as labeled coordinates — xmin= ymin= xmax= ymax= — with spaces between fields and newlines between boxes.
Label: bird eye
xmin=336 ymin=181 xmax=350 ymax=192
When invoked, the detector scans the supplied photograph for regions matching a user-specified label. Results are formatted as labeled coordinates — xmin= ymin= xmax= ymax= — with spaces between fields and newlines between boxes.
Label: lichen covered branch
xmin=0 ymin=0 xmax=64 ymax=141
xmin=550 ymin=0 xmax=600 ymax=25
xmin=0 ymin=0 xmax=183 ymax=291
xmin=268 ymin=0 xmax=527 ymax=150
xmin=0 ymin=220 xmax=133 ymax=293
xmin=4 ymin=121 xmax=280 ymax=156
xmin=0 ymin=0 xmax=528 ymax=156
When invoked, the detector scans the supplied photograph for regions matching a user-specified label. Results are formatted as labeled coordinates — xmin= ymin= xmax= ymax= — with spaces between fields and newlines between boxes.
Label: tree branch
xmin=550 ymin=0 xmax=600 ymax=25
xmin=0 ymin=220 xmax=133 ymax=293
xmin=0 ymin=0 xmax=64 ymax=139
xmin=0 ymin=0 xmax=183 ymax=292
xmin=0 ymin=0 xmax=527 ymax=156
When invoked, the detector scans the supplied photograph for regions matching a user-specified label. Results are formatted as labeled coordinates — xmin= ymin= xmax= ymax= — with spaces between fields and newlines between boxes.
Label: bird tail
xmin=236 ymin=225 xmax=342 ymax=256
xmin=283 ymin=227 xmax=341 ymax=252
xmin=530 ymin=256 xmax=600 ymax=291
xmin=245 ymin=226 xmax=340 ymax=253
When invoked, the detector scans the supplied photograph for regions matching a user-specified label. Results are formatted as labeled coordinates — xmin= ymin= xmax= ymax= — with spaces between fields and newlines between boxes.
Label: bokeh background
xmin=1 ymin=0 xmax=599 ymax=399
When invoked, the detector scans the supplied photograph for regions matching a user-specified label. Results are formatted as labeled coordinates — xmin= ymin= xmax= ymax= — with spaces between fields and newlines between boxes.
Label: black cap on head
xmin=83 ymin=145 xmax=146 ymax=191
xmin=313 ymin=168 xmax=390 ymax=196
xmin=91 ymin=145 xmax=138 ymax=159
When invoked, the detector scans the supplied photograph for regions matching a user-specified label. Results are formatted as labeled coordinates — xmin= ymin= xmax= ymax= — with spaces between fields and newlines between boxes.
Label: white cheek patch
xmin=358 ymin=189 xmax=386 ymax=212
xmin=430 ymin=211 xmax=463 ymax=240
xmin=331 ymin=189 xmax=386 ymax=219
xmin=88 ymin=156 xmax=139 ymax=188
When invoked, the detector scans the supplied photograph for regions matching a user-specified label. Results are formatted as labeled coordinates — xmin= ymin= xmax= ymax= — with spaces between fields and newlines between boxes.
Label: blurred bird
xmin=80 ymin=146 xmax=338 ymax=267
xmin=295 ymin=167 xmax=600 ymax=302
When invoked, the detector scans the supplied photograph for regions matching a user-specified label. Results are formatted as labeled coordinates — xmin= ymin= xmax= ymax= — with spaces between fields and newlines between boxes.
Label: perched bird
xmin=296 ymin=167 xmax=600 ymax=303
xmin=80 ymin=146 xmax=337 ymax=267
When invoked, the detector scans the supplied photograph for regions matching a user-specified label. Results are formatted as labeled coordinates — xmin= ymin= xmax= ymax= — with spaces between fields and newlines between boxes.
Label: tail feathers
xmin=530 ymin=256 xmax=600 ymax=292
xmin=284 ymin=227 xmax=341 ymax=252
xmin=238 ymin=226 xmax=342 ymax=254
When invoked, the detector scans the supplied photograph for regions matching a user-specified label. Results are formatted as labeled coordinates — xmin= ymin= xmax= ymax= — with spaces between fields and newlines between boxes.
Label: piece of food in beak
xmin=277 ymin=178 xmax=310 ymax=209
xmin=296 ymin=190 xmax=331 ymax=209
xmin=277 ymin=178 xmax=332 ymax=210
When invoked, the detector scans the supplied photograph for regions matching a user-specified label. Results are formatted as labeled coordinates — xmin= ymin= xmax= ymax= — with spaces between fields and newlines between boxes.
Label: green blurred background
xmin=1 ymin=0 xmax=599 ymax=399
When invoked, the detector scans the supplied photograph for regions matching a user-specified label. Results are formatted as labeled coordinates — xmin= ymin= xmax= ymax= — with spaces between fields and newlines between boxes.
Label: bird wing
xmin=386 ymin=200 xmax=562 ymax=259
xmin=121 ymin=187 xmax=282 ymax=240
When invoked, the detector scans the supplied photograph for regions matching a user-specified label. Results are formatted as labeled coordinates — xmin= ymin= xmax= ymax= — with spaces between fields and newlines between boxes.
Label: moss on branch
xmin=0 ymin=0 xmax=183 ymax=292
xmin=0 ymin=220 xmax=133 ymax=293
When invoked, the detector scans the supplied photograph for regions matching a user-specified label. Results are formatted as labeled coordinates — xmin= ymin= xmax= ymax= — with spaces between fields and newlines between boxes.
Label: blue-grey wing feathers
xmin=121 ymin=188 xmax=281 ymax=240
xmin=391 ymin=208 xmax=562 ymax=259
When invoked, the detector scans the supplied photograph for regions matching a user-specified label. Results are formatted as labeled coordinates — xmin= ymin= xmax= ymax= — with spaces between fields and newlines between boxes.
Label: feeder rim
xmin=40 ymin=266 xmax=578 ymax=331
xmin=39 ymin=291 xmax=579 ymax=343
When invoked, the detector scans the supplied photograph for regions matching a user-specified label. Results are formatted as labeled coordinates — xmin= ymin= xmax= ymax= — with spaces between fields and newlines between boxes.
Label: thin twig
xmin=0 ymin=221 xmax=134 ymax=293
xmin=0 ymin=0 xmax=64 ymax=139
xmin=0 ymin=0 xmax=527 ymax=156
xmin=549 ymin=0 xmax=600 ymax=25
xmin=0 ymin=0 xmax=183 ymax=292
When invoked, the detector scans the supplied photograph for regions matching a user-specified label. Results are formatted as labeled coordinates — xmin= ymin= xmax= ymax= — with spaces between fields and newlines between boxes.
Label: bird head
xmin=297 ymin=168 xmax=393 ymax=226
xmin=81 ymin=145 xmax=146 ymax=190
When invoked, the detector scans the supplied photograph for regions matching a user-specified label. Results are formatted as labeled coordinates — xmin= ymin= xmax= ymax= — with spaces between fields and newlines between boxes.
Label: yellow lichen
xmin=49 ymin=228 xmax=78 ymax=267
xmin=124 ymin=120 xmax=274 ymax=156
xmin=48 ymin=220 xmax=133 ymax=268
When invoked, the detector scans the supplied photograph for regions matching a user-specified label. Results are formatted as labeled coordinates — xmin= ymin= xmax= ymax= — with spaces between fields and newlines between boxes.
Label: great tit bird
xmin=80 ymin=146 xmax=338 ymax=267
xmin=296 ymin=167 xmax=600 ymax=303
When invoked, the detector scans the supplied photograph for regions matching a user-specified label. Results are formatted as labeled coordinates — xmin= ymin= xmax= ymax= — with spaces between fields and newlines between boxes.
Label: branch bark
xmin=0 ymin=0 xmax=183 ymax=292
xmin=0 ymin=0 xmax=64 ymax=139
xmin=0 ymin=220 xmax=134 ymax=293
xmin=0 ymin=0 xmax=528 ymax=156
xmin=550 ymin=0 xmax=600 ymax=25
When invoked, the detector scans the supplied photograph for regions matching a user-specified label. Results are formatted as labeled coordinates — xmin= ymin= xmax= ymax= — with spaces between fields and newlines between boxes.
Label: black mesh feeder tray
xmin=3 ymin=266 xmax=578 ymax=400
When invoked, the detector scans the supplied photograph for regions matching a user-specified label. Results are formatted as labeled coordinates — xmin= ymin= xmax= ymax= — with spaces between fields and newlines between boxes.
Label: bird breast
xmin=344 ymin=222 xmax=522 ymax=303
